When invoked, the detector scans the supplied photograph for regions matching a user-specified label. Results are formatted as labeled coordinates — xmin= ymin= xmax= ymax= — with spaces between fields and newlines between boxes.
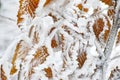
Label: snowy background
xmin=0 ymin=0 xmax=20 ymax=57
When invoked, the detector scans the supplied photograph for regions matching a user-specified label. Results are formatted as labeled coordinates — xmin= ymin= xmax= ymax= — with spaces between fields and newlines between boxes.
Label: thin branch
xmin=0 ymin=15 xmax=16 ymax=22
xmin=103 ymin=2 xmax=120 ymax=61
xmin=101 ymin=1 xmax=120 ymax=80
xmin=89 ymin=6 xmax=114 ymax=18
xmin=110 ymin=55 xmax=120 ymax=61
xmin=18 ymin=64 xmax=22 ymax=80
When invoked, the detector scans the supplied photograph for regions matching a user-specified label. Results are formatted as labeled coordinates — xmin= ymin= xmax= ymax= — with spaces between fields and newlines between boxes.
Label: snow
xmin=0 ymin=0 xmax=120 ymax=80
xmin=0 ymin=0 xmax=20 ymax=57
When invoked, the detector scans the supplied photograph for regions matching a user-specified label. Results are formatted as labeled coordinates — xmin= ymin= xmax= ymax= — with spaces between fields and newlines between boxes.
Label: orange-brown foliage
xmin=17 ymin=0 xmax=39 ymax=27
xmin=1 ymin=65 xmax=7 ymax=80
xmin=93 ymin=18 xmax=104 ymax=39
xmin=51 ymin=39 xmax=58 ymax=48
xmin=104 ymin=17 xmax=111 ymax=42
xmin=77 ymin=4 xmax=88 ymax=12
xmin=77 ymin=52 xmax=87 ymax=68
xmin=100 ymin=0 xmax=112 ymax=6
xmin=116 ymin=31 xmax=120 ymax=45
xmin=44 ymin=67 xmax=53 ymax=78
xmin=10 ymin=41 xmax=22 ymax=75
xmin=44 ymin=0 xmax=52 ymax=7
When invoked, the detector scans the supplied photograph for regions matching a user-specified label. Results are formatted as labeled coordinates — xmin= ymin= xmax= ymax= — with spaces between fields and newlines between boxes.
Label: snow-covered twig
xmin=102 ymin=0 xmax=120 ymax=79
xmin=110 ymin=55 xmax=120 ymax=61
xmin=104 ymin=0 xmax=120 ymax=61
xmin=0 ymin=15 xmax=16 ymax=22
xmin=18 ymin=64 xmax=22 ymax=80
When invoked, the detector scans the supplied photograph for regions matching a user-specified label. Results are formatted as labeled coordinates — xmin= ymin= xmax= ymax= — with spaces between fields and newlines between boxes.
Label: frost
xmin=1 ymin=0 xmax=120 ymax=80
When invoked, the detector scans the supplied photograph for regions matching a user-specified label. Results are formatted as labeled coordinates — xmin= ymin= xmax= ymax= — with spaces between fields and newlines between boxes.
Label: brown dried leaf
xmin=31 ymin=46 xmax=49 ymax=67
xmin=0 ymin=65 xmax=7 ymax=80
xmin=44 ymin=0 xmax=52 ymax=7
xmin=93 ymin=18 xmax=104 ymax=39
xmin=116 ymin=31 xmax=120 ymax=45
xmin=51 ymin=39 xmax=58 ymax=48
xmin=61 ymin=34 xmax=65 ymax=52
xmin=28 ymin=46 xmax=49 ymax=78
xmin=10 ymin=41 xmax=22 ymax=75
xmin=33 ymin=31 xmax=39 ymax=44
xmin=49 ymin=27 xmax=55 ymax=35
xmin=107 ymin=9 xmax=115 ymax=19
xmin=48 ymin=13 xmax=58 ymax=22
xmin=104 ymin=30 xmax=110 ymax=42
xmin=77 ymin=4 xmax=88 ymax=12
xmin=104 ymin=16 xmax=111 ymax=42
xmin=77 ymin=4 xmax=83 ymax=10
xmin=109 ymin=66 xmax=120 ymax=79
xmin=100 ymin=0 xmax=112 ymax=6
xmin=77 ymin=52 xmax=87 ymax=68
xmin=83 ymin=8 xmax=88 ymax=12
xmin=10 ymin=66 xmax=18 ymax=75
xmin=44 ymin=67 xmax=53 ymax=78
xmin=10 ymin=40 xmax=30 ymax=75
xmin=17 ymin=0 xmax=39 ymax=27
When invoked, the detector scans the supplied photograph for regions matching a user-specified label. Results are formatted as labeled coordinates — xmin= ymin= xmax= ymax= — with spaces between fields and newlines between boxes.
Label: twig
xmin=89 ymin=6 xmax=114 ymax=18
xmin=102 ymin=0 xmax=120 ymax=80
xmin=104 ymin=1 xmax=120 ymax=61
xmin=0 ymin=15 xmax=16 ymax=22
xmin=18 ymin=64 xmax=22 ymax=80
xmin=110 ymin=55 xmax=120 ymax=61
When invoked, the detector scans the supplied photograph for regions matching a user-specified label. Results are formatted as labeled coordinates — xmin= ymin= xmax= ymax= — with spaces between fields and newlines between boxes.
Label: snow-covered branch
xmin=103 ymin=0 xmax=120 ymax=62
